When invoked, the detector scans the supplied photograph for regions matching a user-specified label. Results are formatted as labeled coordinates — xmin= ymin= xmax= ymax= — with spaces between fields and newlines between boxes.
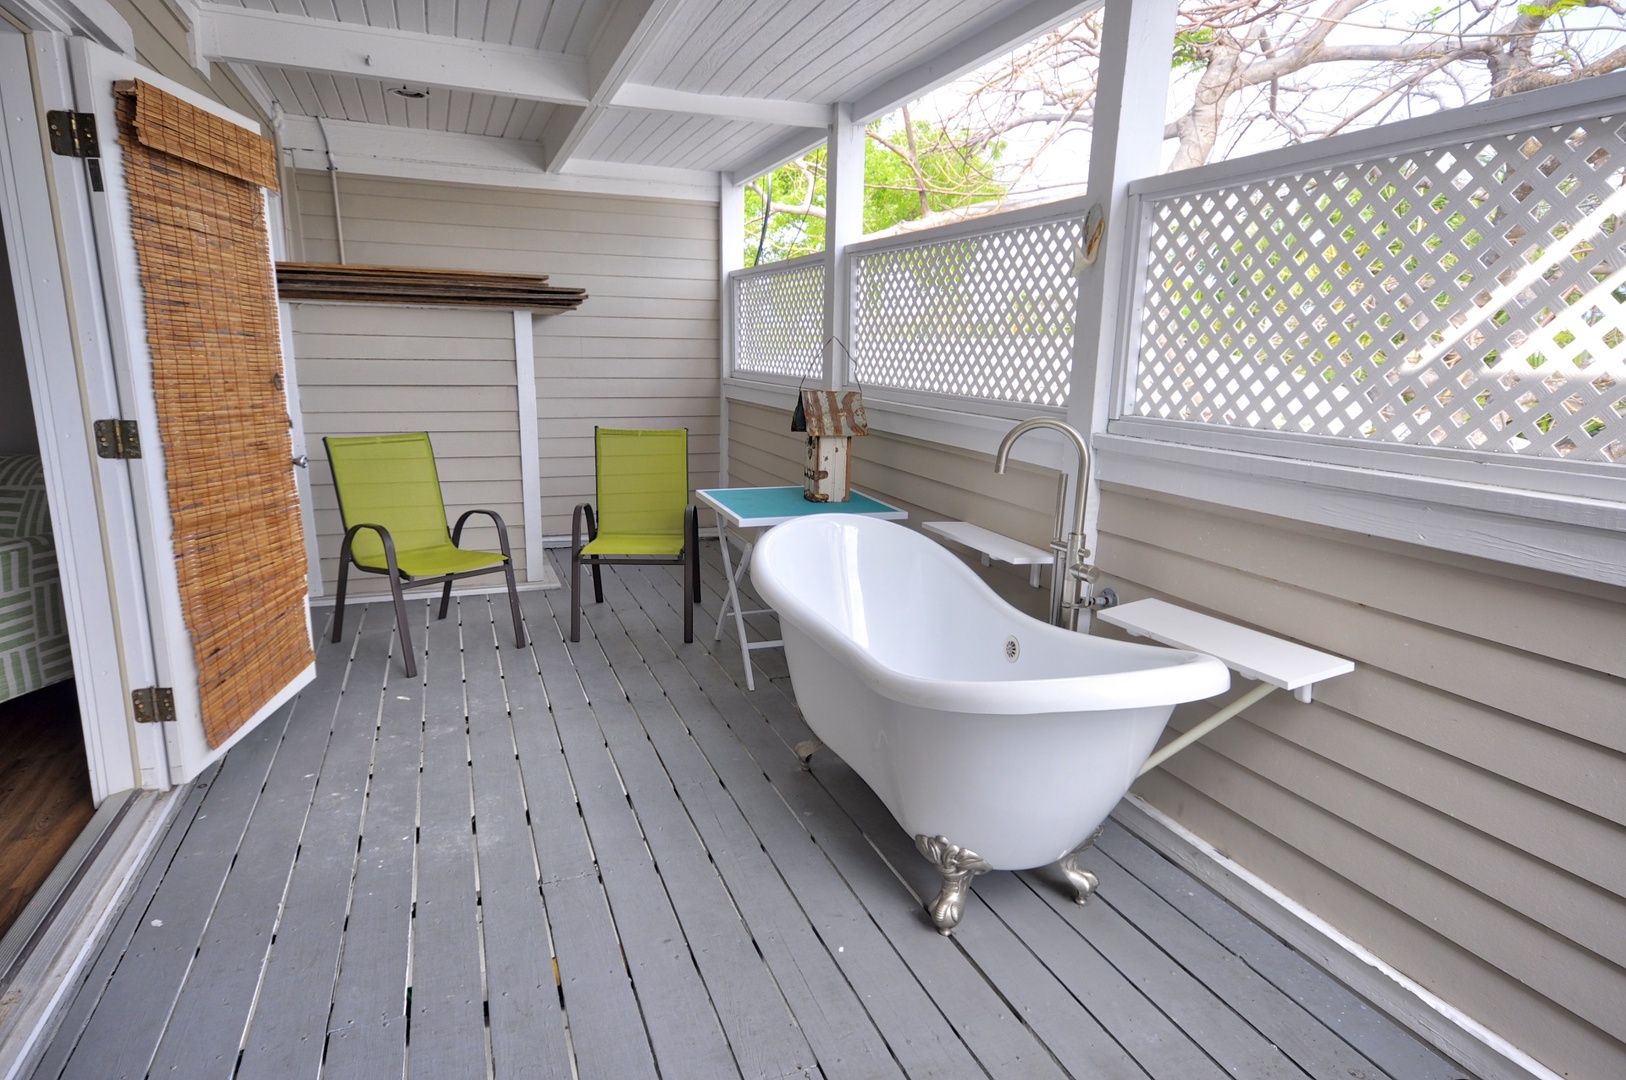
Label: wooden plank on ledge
xmin=275 ymin=262 xmax=587 ymax=312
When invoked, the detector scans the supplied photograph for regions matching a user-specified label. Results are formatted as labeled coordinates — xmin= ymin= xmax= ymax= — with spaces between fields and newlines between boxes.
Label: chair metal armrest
xmin=570 ymin=503 xmax=597 ymax=552
xmin=452 ymin=508 xmax=514 ymax=560
xmin=339 ymin=522 xmax=401 ymax=574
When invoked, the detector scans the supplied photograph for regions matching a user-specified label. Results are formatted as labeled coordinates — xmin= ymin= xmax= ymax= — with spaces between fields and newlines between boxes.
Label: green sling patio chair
xmin=571 ymin=427 xmax=700 ymax=644
xmin=325 ymin=432 xmax=525 ymax=678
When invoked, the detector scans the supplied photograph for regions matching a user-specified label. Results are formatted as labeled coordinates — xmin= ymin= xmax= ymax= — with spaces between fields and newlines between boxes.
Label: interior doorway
xmin=0 ymin=214 xmax=94 ymax=939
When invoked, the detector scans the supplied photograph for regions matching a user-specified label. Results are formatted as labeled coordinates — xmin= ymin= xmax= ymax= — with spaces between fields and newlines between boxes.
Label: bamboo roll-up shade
xmin=115 ymin=83 xmax=311 ymax=749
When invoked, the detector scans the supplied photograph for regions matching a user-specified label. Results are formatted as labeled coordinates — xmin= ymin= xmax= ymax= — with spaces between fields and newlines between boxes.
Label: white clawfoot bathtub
xmin=752 ymin=514 xmax=1229 ymax=933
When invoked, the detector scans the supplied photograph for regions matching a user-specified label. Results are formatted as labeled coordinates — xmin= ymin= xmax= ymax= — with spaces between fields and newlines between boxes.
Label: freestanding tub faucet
xmin=995 ymin=417 xmax=1102 ymax=631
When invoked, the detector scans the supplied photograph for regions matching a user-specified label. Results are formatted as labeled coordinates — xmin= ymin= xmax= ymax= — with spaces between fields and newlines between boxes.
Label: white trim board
xmin=1094 ymin=433 xmax=1626 ymax=588
xmin=1112 ymin=795 xmax=1563 ymax=1080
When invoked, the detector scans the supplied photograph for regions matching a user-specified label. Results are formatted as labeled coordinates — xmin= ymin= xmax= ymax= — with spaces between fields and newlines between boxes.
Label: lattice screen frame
xmin=1123 ymin=105 xmax=1626 ymax=468
xmin=731 ymin=256 xmax=826 ymax=381
xmin=850 ymin=214 xmax=1085 ymax=407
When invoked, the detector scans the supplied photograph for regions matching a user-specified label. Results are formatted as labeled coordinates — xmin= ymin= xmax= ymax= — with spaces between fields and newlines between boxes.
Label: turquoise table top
xmin=695 ymin=486 xmax=908 ymax=528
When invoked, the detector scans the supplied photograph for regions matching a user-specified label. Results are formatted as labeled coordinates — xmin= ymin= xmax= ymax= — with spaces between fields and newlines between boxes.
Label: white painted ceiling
xmin=187 ymin=0 xmax=1096 ymax=199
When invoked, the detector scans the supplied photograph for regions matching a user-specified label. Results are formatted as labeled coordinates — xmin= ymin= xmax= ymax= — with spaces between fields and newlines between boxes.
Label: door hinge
xmin=47 ymin=111 xmax=101 ymax=158
xmin=132 ymin=687 xmax=176 ymax=724
xmin=94 ymin=419 xmax=142 ymax=459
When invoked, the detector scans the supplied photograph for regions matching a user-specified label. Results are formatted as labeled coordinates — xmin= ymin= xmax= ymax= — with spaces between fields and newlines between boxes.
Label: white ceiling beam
xmin=609 ymin=83 xmax=828 ymax=128
xmin=195 ymin=4 xmax=589 ymax=105
xmin=851 ymin=0 xmax=1102 ymax=122
xmin=278 ymin=114 xmax=718 ymax=202
xmin=541 ymin=0 xmax=687 ymax=171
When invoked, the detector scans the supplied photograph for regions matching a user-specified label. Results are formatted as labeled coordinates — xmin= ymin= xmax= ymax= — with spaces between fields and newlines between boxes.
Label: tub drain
xmin=1003 ymin=636 xmax=1020 ymax=662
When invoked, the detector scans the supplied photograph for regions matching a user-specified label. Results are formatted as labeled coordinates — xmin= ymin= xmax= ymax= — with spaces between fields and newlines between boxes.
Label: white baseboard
xmin=1112 ymin=794 xmax=1560 ymax=1080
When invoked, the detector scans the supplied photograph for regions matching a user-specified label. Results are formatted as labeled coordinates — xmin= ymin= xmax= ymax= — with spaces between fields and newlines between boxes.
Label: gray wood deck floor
xmin=32 ymin=545 xmax=1472 ymax=1080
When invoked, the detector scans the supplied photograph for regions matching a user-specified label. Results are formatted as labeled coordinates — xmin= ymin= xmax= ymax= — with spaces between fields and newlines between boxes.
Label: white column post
xmin=719 ymin=173 xmax=744 ymax=485
xmin=823 ymin=102 xmax=863 ymax=388
xmin=1066 ymin=0 xmax=1180 ymax=562
xmin=513 ymin=309 xmax=545 ymax=582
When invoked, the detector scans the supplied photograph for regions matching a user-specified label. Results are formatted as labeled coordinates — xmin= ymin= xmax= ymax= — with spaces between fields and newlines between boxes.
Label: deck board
xmin=33 ymin=543 xmax=1474 ymax=1080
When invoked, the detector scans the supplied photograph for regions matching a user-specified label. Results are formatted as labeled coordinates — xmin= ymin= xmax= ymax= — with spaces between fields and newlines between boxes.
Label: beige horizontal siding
xmin=726 ymin=400 xmax=1059 ymax=619
xmin=1098 ymin=484 xmax=1626 ymax=1079
xmin=290 ymin=170 xmax=719 ymax=548
xmin=294 ymin=304 xmax=525 ymax=598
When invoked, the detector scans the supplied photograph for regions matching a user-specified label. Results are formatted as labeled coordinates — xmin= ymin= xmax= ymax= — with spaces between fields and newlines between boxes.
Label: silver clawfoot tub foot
xmin=794 ymin=739 xmax=823 ymax=769
xmin=915 ymin=835 xmax=992 ymax=935
xmin=1056 ymin=825 xmax=1105 ymax=905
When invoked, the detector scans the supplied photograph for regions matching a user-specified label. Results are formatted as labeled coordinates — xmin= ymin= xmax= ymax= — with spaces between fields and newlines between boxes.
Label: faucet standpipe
xmin=994 ymin=418 xmax=1095 ymax=631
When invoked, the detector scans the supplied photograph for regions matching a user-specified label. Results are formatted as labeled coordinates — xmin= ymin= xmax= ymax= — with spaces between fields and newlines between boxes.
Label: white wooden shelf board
xmin=1099 ymin=599 xmax=1354 ymax=692
xmin=924 ymin=521 xmax=1050 ymax=587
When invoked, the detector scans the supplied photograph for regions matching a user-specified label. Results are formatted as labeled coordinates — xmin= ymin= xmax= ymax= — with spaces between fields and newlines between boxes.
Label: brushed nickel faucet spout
xmin=995 ymin=418 xmax=1094 ymax=630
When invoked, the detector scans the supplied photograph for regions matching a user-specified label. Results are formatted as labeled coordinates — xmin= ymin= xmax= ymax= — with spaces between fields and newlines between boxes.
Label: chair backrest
xmin=595 ymin=428 xmax=689 ymax=537
xmin=325 ymin=433 xmax=451 ymax=564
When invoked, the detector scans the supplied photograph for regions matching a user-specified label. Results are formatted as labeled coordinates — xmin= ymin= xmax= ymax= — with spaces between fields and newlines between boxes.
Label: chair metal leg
xmin=438 ymin=576 xmax=454 ymax=620
xmin=503 ymin=559 xmax=526 ymax=648
xmin=570 ymin=503 xmax=586 ymax=643
xmin=387 ymin=568 xmax=417 ymax=679
xmin=332 ymin=545 xmax=353 ymax=644
xmin=687 ymin=506 xmax=701 ymax=604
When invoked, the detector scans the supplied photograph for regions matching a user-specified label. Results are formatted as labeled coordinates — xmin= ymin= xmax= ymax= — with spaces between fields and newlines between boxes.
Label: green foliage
xmin=1517 ymin=0 xmax=1585 ymax=16
xmin=1172 ymin=27 xmax=1215 ymax=71
xmin=743 ymin=118 xmax=1008 ymax=267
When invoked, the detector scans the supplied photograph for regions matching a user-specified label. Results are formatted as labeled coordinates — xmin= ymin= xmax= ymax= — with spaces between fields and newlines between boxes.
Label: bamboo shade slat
xmin=274 ymin=262 xmax=587 ymax=311
xmin=116 ymin=79 xmax=279 ymax=190
xmin=115 ymin=85 xmax=311 ymax=749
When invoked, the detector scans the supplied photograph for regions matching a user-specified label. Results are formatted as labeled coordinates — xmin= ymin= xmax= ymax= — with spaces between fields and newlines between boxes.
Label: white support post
xmin=823 ymin=102 xmax=862 ymax=389
xmin=719 ymin=174 xmax=744 ymax=485
xmin=1066 ymin=0 xmax=1180 ymax=591
xmin=513 ymin=309 xmax=545 ymax=583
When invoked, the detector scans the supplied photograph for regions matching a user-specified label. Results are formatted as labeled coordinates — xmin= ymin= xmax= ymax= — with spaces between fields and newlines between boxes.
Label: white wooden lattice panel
xmin=1134 ymin=114 xmax=1626 ymax=463
xmin=852 ymin=217 xmax=1084 ymax=406
xmin=734 ymin=260 xmax=826 ymax=378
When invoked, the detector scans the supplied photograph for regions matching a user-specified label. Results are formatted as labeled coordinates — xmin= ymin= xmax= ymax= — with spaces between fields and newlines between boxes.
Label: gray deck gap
xmin=320 ymin=608 xmax=425 ymax=1080
xmin=1092 ymin=826 xmax=1466 ymax=1080
xmin=143 ymin=610 xmax=366 ymax=1079
xmin=637 ymin=557 xmax=1455 ymax=1080
xmin=27 ymin=762 xmax=219 ymax=1080
xmin=602 ymin=559 xmax=1069 ymax=1079
xmin=53 ymin=658 xmax=308 ymax=1080
xmin=37 ymin=557 xmax=1476 ymax=1080
xmin=582 ymin=589 xmax=908 ymax=1080
xmin=720 ymin=585 xmax=1317 ymax=1080
xmin=527 ymin=587 xmax=746 ymax=1080
xmin=559 ymin=596 xmax=823 ymax=1079
xmin=795 ymin=751 xmax=1179 ymax=1080
xmin=503 ymin=600 xmax=658 ymax=1080
xmin=461 ymin=596 xmax=573 ymax=1080
xmin=407 ymin=606 xmax=489 ymax=1079
xmin=235 ymin=611 xmax=397 ymax=1080
xmin=1078 ymin=826 xmax=1401 ymax=1080
xmin=580 ymin=558 xmax=990 ymax=1080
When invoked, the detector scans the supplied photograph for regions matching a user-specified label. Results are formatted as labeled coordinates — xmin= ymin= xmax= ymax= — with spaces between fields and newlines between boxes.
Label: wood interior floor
xmin=0 ymin=680 xmax=94 ymax=939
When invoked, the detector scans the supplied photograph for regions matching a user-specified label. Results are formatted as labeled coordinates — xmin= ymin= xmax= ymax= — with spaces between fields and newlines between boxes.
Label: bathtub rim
xmin=753 ymin=515 xmax=1230 ymax=714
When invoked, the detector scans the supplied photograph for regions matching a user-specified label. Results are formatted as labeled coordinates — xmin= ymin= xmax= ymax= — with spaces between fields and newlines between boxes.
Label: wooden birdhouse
xmin=796 ymin=389 xmax=869 ymax=502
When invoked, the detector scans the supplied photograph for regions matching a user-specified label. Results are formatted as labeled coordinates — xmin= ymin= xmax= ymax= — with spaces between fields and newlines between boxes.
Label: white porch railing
xmin=728 ymin=205 xmax=1087 ymax=409
xmin=849 ymin=212 xmax=1085 ymax=407
xmin=1128 ymin=102 xmax=1626 ymax=466
xmin=731 ymin=253 xmax=825 ymax=380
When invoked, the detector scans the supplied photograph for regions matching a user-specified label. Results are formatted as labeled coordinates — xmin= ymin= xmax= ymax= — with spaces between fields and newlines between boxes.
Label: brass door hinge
xmin=131 ymin=687 xmax=176 ymax=724
xmin=94 ymin=419 xmax=142 ymax=459
xmin=46 ymin=111 xmax=101 ymax=158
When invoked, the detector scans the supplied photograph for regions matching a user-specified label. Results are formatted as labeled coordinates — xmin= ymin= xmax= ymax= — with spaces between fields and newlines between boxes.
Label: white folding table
xmin=694 ymin=486 xmax=908 ymax=690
